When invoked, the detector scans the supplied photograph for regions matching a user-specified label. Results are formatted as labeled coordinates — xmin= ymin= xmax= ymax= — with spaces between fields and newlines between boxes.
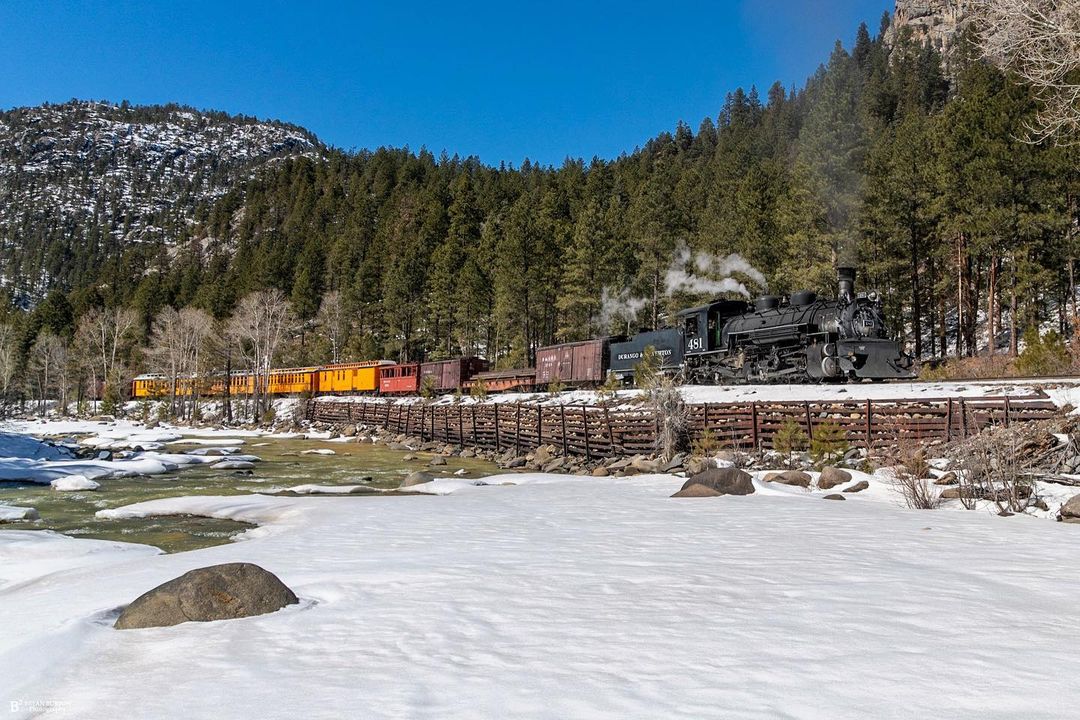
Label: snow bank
xmin=50 ymin=475 xmax=100 ymax=492
xmin=6 ymin=474 xmax=1080 ymax=718
xmin=0 ymin=505 xmax=39 ymax=522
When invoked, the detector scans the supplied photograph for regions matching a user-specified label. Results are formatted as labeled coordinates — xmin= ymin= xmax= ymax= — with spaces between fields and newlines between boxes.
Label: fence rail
xmin=308 ymin=393 xmax=1060 ymax=460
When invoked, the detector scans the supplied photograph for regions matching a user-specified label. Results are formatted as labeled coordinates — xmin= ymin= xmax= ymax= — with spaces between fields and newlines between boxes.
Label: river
xmin=0 ymin=434 xmax=499 ymax=552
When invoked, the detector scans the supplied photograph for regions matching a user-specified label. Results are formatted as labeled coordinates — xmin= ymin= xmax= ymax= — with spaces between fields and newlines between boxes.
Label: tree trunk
xmin=988 ymin=255 xmax=998 ymax=356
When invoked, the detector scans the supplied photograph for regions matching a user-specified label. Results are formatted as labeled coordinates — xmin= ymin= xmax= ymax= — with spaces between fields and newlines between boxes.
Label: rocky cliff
xmin=886 ymin=0 xmax=970 ymax=59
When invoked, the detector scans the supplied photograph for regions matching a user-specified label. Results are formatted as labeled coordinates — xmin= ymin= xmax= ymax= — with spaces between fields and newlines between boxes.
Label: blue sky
xmin=0 ymin=1 xmax=893 ymax=165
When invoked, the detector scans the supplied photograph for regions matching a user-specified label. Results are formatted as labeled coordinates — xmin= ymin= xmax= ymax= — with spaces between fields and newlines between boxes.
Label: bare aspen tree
xmin=75 ymin=307 xmax=140 ymax=401
xmin=0 ymin=322 xmax=18 ymax=400
xmin=315 ymin=290 xmax=347 ymax=363
xmin=150 ymin=307 xmax=215 ymax=420
xmin=226 ymin=289 xmax=293 ymax=420
xmin=971 ymin=0 xmax=1080 ymax=142
xmin=28 ymin=332 xmax=67 ymax=414
xmin=179 ymin=307 xmax=214 ymax=420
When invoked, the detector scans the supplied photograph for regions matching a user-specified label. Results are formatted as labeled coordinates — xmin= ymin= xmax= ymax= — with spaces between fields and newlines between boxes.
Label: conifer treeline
xmin=23 ymin=20 xmax=1080 ymax=372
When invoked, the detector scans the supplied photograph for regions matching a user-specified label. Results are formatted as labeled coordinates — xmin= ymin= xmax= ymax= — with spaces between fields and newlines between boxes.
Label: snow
xmin=0 ymin=505 xmax=38 ymax=522
xmin=50 ymin=475 xmax=100 ymax=492
xmin=316 ymin=377 xmax=1080 ymax=409
xmin=6 ymin=474 xmax=1080 ymax=718
xmin=300 ymin=448 xmax=336 ymax=455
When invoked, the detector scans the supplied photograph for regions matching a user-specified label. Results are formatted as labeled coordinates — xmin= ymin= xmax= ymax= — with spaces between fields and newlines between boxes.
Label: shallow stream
xmin=0 ymin=436 xmax=498 ymax=552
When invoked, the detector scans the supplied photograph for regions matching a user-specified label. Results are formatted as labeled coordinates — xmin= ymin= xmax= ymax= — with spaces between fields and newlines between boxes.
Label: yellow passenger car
xmin=266 ymin=367 xmax=318 ymax=395
xmin=132 ymin=374 xmax=171 ymax=398
xmin=316 ymin=361 xmax=394 ymax=394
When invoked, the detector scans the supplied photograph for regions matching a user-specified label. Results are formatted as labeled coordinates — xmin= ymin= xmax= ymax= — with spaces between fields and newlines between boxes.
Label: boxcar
xmin=534 ymin=339 xmax=615 ymax=386
xmin=419 ymin=357 xmax=489 ymax=393
xmin=317 ymin=361 xmax=394 ymax=394
xmin=379 ymin=363 xmax=420 ymax=394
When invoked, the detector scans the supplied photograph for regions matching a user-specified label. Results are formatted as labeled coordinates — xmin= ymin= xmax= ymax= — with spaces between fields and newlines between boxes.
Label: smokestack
xmin=838 ymin=267 xmax=856 ymax=303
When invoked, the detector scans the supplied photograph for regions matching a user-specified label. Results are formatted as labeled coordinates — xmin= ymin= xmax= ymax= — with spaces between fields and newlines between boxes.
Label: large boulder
xmin=1058 ymin=494 xmax=1080 ymax=523
xmin=671 ymin=483 xmax=723 ymax=498
xmin=767 ymin=471 xmax=812 ymax=488
xmin=400 ymin=471 xmax=435 ymax=488
xmin=672 ymin=466 xmax=754 ymax=497
xmin=114 ymin=563 xmax=298 ymax=630
xmin=817 ymin=467 xmax=852 ymax=490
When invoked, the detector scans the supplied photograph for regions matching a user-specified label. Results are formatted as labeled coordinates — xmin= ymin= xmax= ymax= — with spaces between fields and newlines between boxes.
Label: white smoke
xmin=598 ymin=245 xmax=767 ymax=331
xmin=666 ymin=244 xmax=767 ymax=298
xmin=598 ymin=287 xmax=650 ymax=330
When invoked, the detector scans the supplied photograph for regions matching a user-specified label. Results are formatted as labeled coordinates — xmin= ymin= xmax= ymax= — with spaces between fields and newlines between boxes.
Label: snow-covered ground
xmin=317 ymin=377 xmax=1080 ymax=408
xmin=4 ymin=471 xmax=1080 ymax=719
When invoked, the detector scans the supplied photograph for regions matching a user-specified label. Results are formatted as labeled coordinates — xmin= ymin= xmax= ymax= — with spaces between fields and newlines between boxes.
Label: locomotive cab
xmin=678 ymin=300 xmax=749 ymax=356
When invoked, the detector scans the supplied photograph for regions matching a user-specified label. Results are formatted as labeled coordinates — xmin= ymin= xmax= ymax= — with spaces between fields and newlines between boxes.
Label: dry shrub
xmin=949 ymin=422 xmax=1043 ymax=514
xmin=886 ymin=440 xmax=942 ymax=510
xmin=648 ymin=373 xmax=688 ymax=462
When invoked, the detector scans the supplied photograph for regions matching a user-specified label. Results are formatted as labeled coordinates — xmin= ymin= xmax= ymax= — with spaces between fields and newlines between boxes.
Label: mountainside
xmin=0 ymin=100 xmax=323 ymax=301
xmin=886 ymin=1 xmax=970 ymax=62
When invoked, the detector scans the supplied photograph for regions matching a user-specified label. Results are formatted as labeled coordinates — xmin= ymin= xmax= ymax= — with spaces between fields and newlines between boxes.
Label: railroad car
xmin=317 ymin=361 xmax=393 ymax=394
xmin=534 ymin=339 xmax=613 ymax=386
xmin=379 ymin=363 xmax=420 ymax=394
xmin=266 ymin=367 xmax=319 ymax=395
xmin=419 ymin=357 xmax=489 ymax=393
xmin=464 ymin=367 xmax=537 ymax=393
xmin=132 ymin=374 xmax=172 ymax=398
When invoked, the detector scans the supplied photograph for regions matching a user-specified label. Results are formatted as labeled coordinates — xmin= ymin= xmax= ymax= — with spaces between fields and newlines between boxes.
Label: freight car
xmin=419 ymin=357 xmax=489 ymax=393
xmin=535 ymin=339 xmax=614 ymax=386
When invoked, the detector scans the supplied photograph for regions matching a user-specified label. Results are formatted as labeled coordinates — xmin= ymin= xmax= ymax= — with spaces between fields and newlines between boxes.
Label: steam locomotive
xmin=608 ymin=267 xmax=914 ymax=384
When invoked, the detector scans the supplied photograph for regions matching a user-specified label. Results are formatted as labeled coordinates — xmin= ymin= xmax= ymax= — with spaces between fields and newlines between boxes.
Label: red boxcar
xmin=379 ymin=363 xmax=420 ymax=394
xmin=535 ymin=339 xmax=611 ymax=385
xmin=419 ymin=357 xmax=489 ymax=392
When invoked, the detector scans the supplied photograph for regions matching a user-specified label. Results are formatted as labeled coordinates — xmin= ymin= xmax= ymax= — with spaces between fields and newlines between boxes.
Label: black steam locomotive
xmin=608 ymin=268 xmax=914 ymax=384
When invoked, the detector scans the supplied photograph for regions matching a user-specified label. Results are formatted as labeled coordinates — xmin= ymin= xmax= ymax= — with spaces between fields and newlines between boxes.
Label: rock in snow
xmin=50 ymin=474 xmax=100 ymax=492
xmin=400 ymin=471 xmax=435 ymax=488
xmin=672 ymin=467 xmax=754 ymax=497
xmin=114 ymin=562 xmax=298 ymax=630
xmin=818 ymin=467 xmax=852 ymax=490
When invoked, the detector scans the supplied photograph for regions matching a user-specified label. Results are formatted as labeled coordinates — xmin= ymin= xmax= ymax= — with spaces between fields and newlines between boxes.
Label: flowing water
xmin=0 ymin=436 xmax=499 ymax=553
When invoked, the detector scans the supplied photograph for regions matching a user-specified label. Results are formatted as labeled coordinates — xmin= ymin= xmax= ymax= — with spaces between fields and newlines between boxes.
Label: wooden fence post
xmin=945 ymin=397 xmax=953 ymax=442
xmin=494 ymin=406 xmax=501 ymax=451
xmin=604 ymin=406 xmax=616 ymax=454
xmin=560 ymin=406 xmax=568 ymax=455
xmin=1003 ymin=396 xmax=1011 ymax=427
xmin=750 ymin=402 xmax=759 ymax=450
xmin=582 ymin=405 xmax=592 ymax=460
xmin=515 ymin=404 xmax=521 ymax=455
xmin=470 ymin=405 xmax=477 ymax=448
xmin=537 ymin=406 xmax=543 ymax=449
xmin=959 ymin=399 xmax=967 ymax=439
xmin=803 ymin=401 xmax=814 ymax=442
xmin=865 ymin=399 xmax=872 ymax=449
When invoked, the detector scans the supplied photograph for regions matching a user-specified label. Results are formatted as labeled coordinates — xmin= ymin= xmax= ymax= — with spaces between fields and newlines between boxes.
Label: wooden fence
xmin=308 ymin=393 xmax=1061 ymax=459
